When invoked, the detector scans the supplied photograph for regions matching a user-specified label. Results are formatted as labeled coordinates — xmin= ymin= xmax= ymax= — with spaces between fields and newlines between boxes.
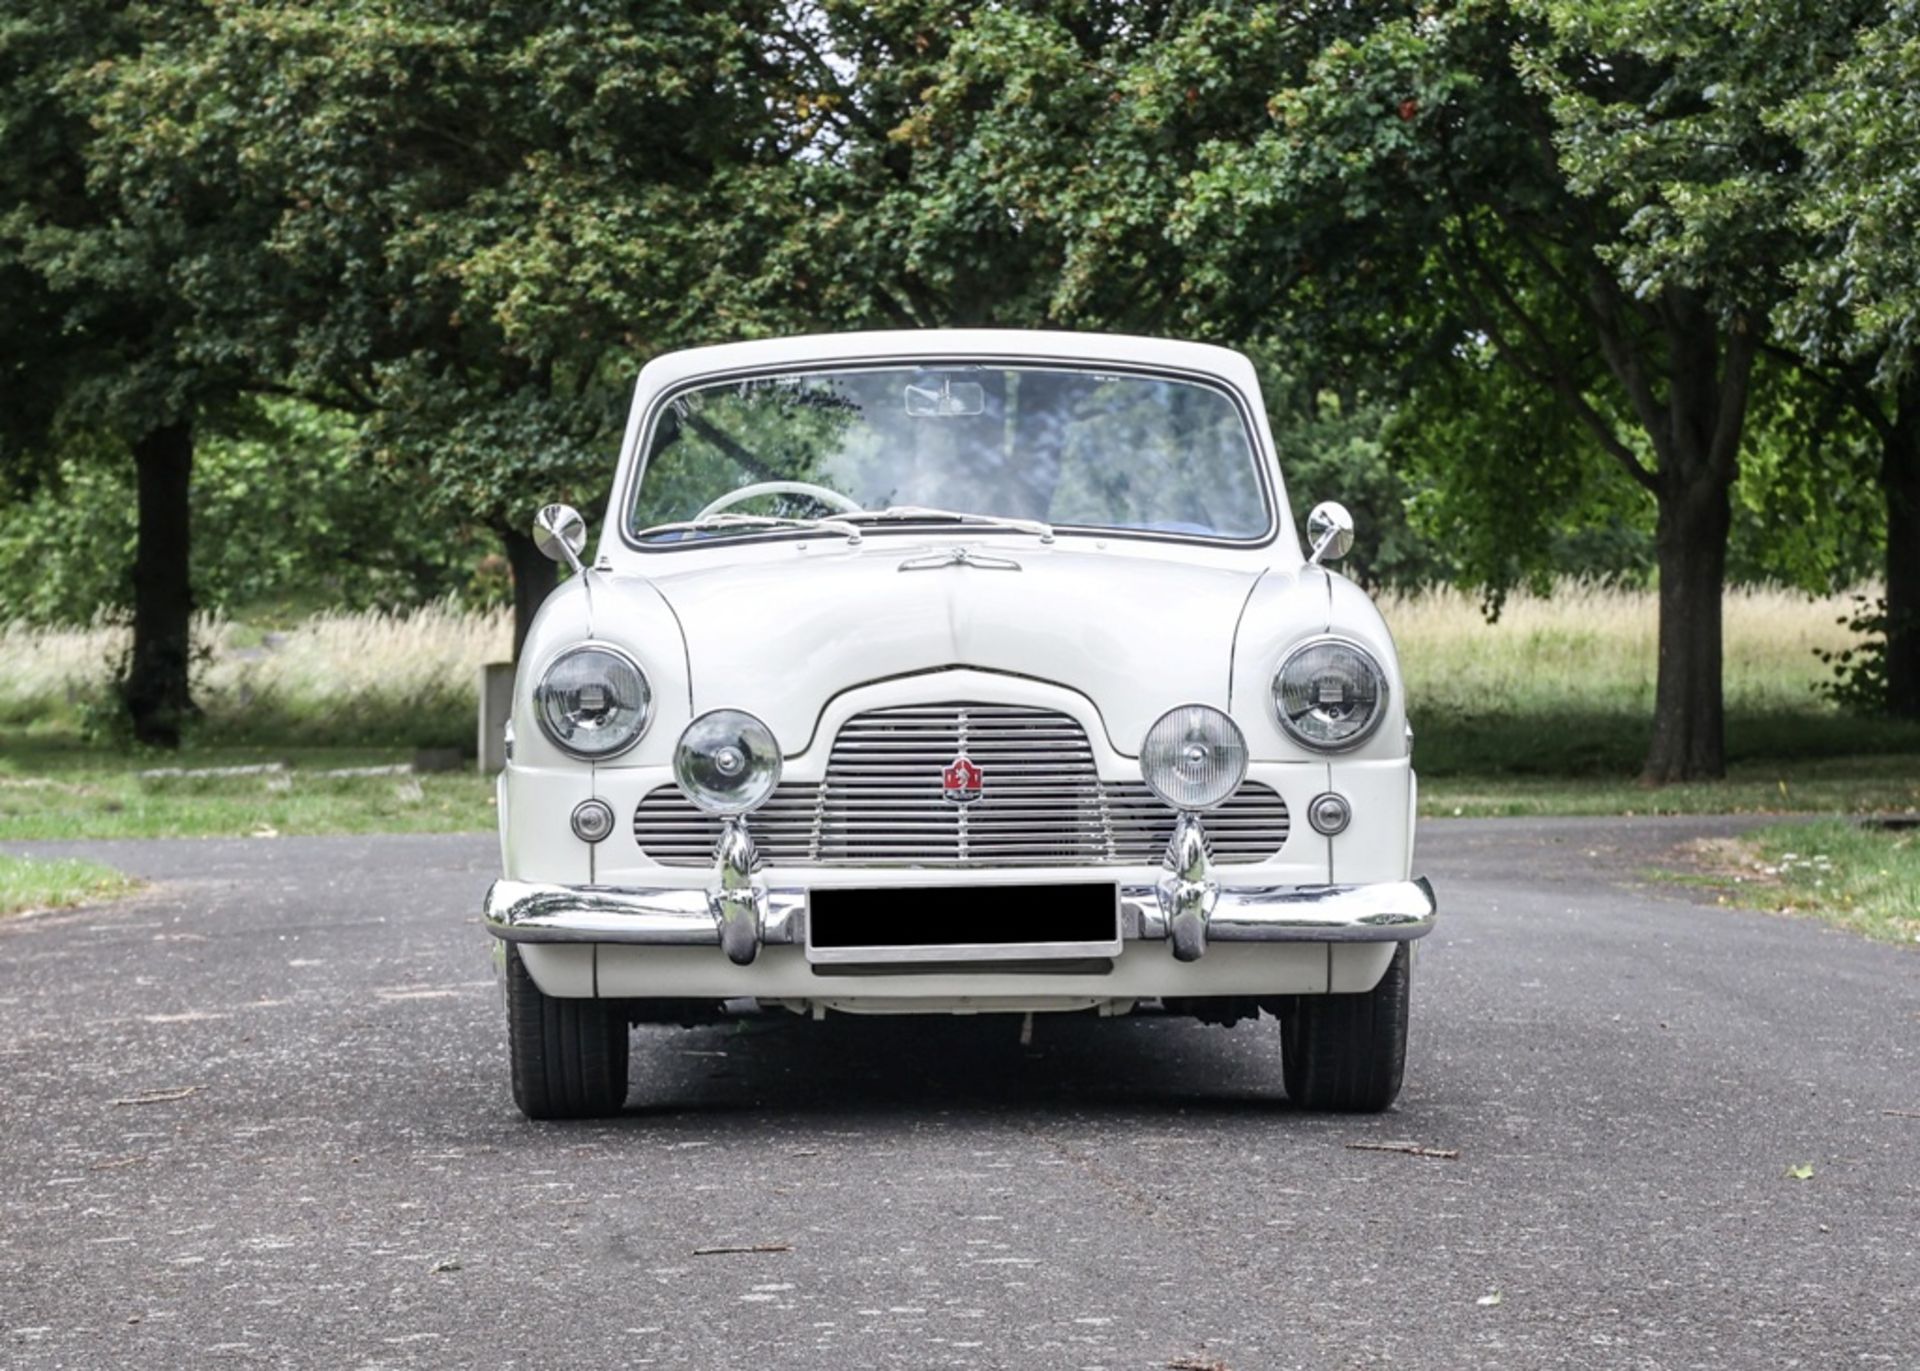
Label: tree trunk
xmin=502 ymin=525 xmax=558 ymax=662
xmin=1643 ymin=474 xmax=1732 ymax=783
xmin=124 ymin=421 xmax=196 ymax=748
xmin=1629 ymin=295 xmax=1751 ymax=785
xmin=1883 ymin=380 xmax=1920 ymax=719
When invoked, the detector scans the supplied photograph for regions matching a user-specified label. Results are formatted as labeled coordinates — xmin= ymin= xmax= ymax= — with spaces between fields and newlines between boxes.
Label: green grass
xmin=0 ymin=743 xmax=497 ymax=841
xmin=0 ymin=853 xmax=137 ymax=917
xmin=1419 ymin=726 xmax=1920 ymax=817
xmin=1414 ymin=707 xmax=1920 ymax=779
xmin=1661 ymin=820 xmax=1920 ymax=946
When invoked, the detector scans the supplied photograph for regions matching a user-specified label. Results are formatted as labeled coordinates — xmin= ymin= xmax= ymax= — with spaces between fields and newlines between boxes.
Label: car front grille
xmin=631 ymin=702 xmax=1290 ymax=867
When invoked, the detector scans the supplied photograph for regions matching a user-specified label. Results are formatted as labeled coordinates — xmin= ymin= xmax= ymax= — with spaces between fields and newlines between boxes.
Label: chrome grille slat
xmin=633 ymin=702 xmax=1289 ymax=867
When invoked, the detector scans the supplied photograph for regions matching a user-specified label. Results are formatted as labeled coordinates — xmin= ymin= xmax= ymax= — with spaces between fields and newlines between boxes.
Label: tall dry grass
xmin=0 ymin=601 xmax=511 ymax=745
xmin=0 ymin=582 xmax=1876 ymax=750
xmin=1379 ymin=580 xmax=1866 ymax=720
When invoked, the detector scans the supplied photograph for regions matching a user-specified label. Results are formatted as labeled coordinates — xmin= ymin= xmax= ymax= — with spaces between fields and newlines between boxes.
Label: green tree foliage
xmin=7 ymin=0 xmax=1915 ymax=762
xmin=111 ymin=1 xmax=784 ymax=653
xmin=721 ymin=4 xmax=1351 ymax=332
xmin=1774 ymin=5 xmax=1920 ymax=384
xmin=1249 ymin=355 xmax=1459 ymax=591
xmin=1 ymin=1 xmax=293 ymax=744
xmin=1771 ymin=3 xmax=1920 ymax=715
xmin=0 ymin=400 xmax=485 ymax=625
xmin=1154 ymin=0 xmax=1887 ymax=780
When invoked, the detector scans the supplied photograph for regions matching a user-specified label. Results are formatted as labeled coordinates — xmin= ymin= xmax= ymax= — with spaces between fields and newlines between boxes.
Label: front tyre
xmin=1282 ymin=941 xmax=1410 ymax=1112
xmin=506 ymin=945 xmax=629 ymax=1120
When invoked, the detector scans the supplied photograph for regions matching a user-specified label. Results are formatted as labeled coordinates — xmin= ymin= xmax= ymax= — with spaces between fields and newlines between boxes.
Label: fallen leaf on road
xmin=429 ymin=1258 xmax=462 ymax=1274
xmin=1167 ymin=1358 xmax=1228 ymax=1371
xmin=1477 ymin=1292 xmax=1503 ymax=1307
xmin=1786 ymin=1163 xmax=1815 ymax=1180
xmin=1882 ymin=1109 xmax=1920 ymax=1120
xmin=693 ymin=1243 xmax=792 ymax=1257
xmin=1346 ymin=1141 xmax=1460 ymax=1160
xmin=110 ymin=1086 xmax=199 ymax=1107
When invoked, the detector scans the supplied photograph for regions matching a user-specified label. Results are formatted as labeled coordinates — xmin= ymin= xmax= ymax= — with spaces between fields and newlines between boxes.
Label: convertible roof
xmin=634 ymin=329 xmax=1260 ymax=393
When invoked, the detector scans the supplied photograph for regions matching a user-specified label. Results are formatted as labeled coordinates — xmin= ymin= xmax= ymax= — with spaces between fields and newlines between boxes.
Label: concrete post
xmin=478 ymin=662 xmax=516 ymax=774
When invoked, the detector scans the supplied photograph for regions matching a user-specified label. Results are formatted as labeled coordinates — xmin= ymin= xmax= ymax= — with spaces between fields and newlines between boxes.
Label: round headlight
xmin=1140 ymin=704 xmax=1249 ymax=812
xmin=1273 ymin=637 xmax=1387 ymax=751
xmin=675 ymin=709 xmax=782 ymax=815
xmin=533 ymin=644 xmax=651 ymax=759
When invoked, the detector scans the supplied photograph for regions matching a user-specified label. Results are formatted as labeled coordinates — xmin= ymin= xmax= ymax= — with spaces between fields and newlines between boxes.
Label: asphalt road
xmin=1 ymin=816 xmax=1916 ymax=1370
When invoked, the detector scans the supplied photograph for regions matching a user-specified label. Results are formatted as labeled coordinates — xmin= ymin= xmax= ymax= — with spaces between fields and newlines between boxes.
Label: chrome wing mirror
xmin=1304 ymin=500 xmax=1355 ymax=567
xmin=533 ymin=503 xmax=588 ymax=575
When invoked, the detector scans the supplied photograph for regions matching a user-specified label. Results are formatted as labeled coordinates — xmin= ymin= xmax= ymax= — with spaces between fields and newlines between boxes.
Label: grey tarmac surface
xmin=1 ymin=815 xmax=1916 ymax=1370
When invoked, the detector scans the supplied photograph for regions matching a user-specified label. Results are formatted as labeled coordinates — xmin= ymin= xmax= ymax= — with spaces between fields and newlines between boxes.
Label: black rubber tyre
xmin=506 ymin=946 xmax=630 ymax=1120
xmin=1282 ymin=942 xmax=1410 ymax=1112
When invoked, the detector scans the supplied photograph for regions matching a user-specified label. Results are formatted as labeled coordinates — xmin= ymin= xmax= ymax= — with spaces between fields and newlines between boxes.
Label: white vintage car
xmin=485 ymin=330 xmax=1435 ymax=1118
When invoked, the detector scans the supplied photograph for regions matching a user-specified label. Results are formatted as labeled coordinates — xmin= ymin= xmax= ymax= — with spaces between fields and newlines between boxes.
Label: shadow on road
xmin=606 ymin=1010 xmax=1310 ymax=1126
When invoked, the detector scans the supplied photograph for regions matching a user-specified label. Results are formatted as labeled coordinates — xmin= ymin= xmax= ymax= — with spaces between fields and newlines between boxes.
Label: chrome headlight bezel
xmin=532 ymin=641 xmax=653 ymax=761
xmin=1139 ymin=703 xmax=1250 ymax=812
xmin=1271 ymin=635 xmax=1390 ymax=752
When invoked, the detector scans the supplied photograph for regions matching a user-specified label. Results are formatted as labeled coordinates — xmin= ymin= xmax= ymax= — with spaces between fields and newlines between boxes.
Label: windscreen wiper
xmin=634 ymin=512 xmax=864 ymax=544
xmin=832 ymin=506 xmax=1055 ymax=543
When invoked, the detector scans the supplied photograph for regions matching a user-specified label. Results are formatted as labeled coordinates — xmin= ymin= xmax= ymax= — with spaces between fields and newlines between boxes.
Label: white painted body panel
xmin=635 ymin=542 xmax=1272 ymax=756
xmin=498 ymin=329 xmax=1419 ymax=1008
xmin=518 ymin=940 xmax=1399 ymax=1005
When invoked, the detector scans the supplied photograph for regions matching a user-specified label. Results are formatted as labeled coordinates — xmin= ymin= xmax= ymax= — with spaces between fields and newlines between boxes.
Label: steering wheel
xmin=697 ymin=481 xmax=862 ymax=520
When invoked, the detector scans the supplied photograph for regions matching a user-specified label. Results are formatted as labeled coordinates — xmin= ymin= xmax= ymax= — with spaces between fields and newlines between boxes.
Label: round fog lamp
xmin=1140 ymin=704 xmax=1248 ymax=811
xmin=675 ymin=710 xmax=782 ymax=815
xmin=570 ymin=797 xmax=615 ymax=844
xmin=1307 ymin=792 xmax=1352 ymax=836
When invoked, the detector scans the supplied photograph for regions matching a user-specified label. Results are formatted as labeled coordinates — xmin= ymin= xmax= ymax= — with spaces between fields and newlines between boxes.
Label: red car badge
xmin=941 ymin=755 xmax=983 ymax=804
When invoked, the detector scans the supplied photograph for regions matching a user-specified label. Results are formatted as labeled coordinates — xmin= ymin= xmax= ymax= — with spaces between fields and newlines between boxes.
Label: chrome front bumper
xmin=483 ymin=875 xmax=1437 ymax=959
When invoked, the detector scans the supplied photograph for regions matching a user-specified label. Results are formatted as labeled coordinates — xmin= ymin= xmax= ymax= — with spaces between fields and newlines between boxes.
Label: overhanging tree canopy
xmin=2 ymin=0 xmax=290 ymax=744
xmin=116 ymin=0 xmax=786 ymax=655
xmin=1156 ymin=0 xmax=1876 ymax=780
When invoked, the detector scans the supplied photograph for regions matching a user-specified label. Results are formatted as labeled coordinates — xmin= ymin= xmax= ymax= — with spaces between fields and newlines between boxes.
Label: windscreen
xmin=629 ymin=365 xmax=1271 ymax=543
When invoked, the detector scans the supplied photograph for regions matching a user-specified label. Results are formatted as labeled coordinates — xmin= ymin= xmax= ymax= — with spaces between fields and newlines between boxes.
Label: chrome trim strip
xmin=482 ymin=876 xmax=1435 ymax=948
xmin=898 ymin=545 xmax=1024 ymax=572
xmin=484 ymin=880 xmax=806 ymax=946
xmin=1129 ymin=876 xmax=1436 ymax=943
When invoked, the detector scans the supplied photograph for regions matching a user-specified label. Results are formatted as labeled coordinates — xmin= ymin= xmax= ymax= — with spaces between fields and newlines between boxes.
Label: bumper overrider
xmin=484 ymin=809 xmax=1436 ymax=966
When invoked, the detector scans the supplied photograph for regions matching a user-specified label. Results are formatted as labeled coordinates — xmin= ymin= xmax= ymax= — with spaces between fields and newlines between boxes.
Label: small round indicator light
xmin=1307 ymin=792 xmax=1352 ymax=837
xmin=570 ymin=797 xmax=616 ymax=844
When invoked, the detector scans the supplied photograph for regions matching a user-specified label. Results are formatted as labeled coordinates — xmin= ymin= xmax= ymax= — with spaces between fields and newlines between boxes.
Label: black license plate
xmin=807 ymin=883 xmax=1120 ymax=957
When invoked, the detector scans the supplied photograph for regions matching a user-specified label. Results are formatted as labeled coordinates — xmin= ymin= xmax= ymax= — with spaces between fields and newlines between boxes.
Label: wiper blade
xmin=833 ymin=505 xmax=1055 ymax=543
xmin=634 ymin=512 xmax=863 ymax=543
xmin=636 ymin=506 xmax=1055 ymax=546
